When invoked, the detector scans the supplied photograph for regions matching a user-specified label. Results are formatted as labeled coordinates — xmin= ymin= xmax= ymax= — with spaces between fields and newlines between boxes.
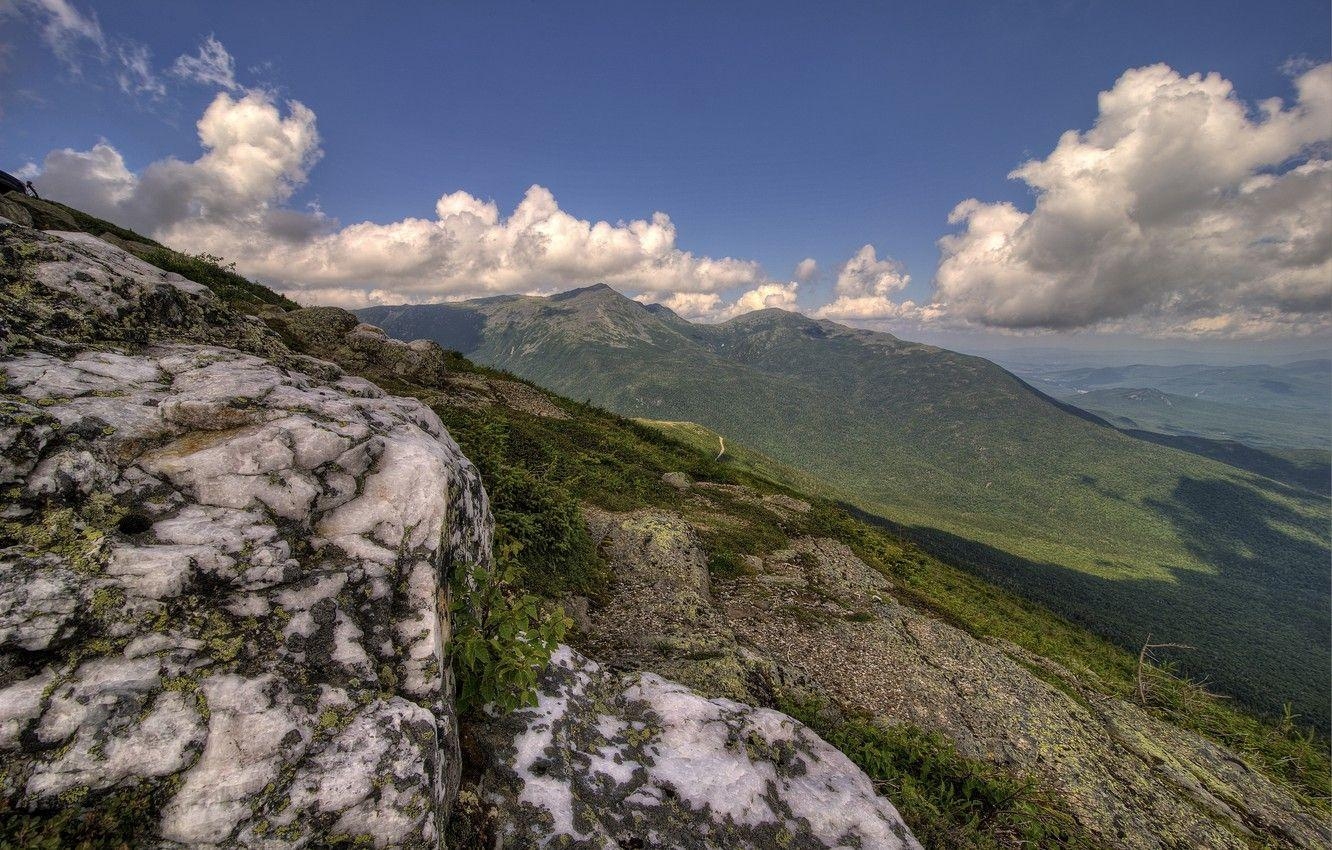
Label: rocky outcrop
xmin=579 ymin=509 xmax=755 ymax=702
xmin=0 ymin=349 xmax=492 ymax=846
xmin=440 ymin=373 xmax=571 ymax=420
xmin=0 ymin=221 xmax=493 ymax=847
xmin=0 ymin=227 xmax=282 ymax=358
xmin=0 ymin=219 xmax=924 ymax=848
xmin=0 ymin=192 xmax=78 ymax=231
xmin=579 ymin=504 xmax=1331 ymax=850
xmin=470 ymin=646 xmax=921 ymax=849
xmin=264 ymin=306 xmax=452 ymax=388
xmin=266 ymin=305 xmax=571 ymax=420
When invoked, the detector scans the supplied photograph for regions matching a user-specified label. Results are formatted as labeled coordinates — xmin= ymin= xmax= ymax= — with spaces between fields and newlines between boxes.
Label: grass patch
xmin=782 ymin=699 xmax=1100 ymax=849
xmin=139 ymin=249 xmax=298 ymax=313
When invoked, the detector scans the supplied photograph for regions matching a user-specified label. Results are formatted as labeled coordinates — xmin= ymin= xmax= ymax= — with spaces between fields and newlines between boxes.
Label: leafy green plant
xmin=459 ymin=417 xmax=605 ymax=598
xmin=449 ymin=540 xmax=570 ymax=715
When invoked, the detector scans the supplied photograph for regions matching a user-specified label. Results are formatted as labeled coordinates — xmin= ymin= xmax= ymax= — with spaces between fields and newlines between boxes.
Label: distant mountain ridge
xmin=358 ymin=285 xmax=1331 ymax=728
xmin=1036 ymin=360 xmax=1332 ymax=410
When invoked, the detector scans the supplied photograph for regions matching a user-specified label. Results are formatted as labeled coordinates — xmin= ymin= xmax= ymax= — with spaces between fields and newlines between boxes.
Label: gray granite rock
xmin=0 ymin=344 xmax=491 ymax=848
xmin=0 ymin=221 xmax=491 ymax=848
xmin=474 ymin=645 xmax=921 ymax=850
xmin=575 ymin=503 xmax=1331 ymax=850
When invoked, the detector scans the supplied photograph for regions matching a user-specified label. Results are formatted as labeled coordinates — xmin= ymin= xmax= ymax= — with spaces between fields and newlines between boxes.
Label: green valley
xmin=360 ymin=287 xmax=1332 ymax=730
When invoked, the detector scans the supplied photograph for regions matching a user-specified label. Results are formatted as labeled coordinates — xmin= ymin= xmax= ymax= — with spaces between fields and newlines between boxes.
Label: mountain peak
xmin=550 ymin=282 xmax=623 ymax=302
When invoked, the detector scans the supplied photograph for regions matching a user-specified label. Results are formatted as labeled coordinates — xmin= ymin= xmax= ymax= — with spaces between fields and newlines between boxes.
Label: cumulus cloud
xmin=646 ymin=291 xmax=724 ymax=319
xmin=29 ymin=88 xmax=772 ymax=308
xmin=643 ymin=281 xmax=800 ymax=322
xmin=37 ymin=90 xmax=321 ymax=233
xmin=794 ymin=257 xmax=819 ymax=282
xmin=935 ymin=62 xmax=1332 ymax=336
xmin=170 ymin=35 xmax=239 ymax=91
xmin=726 ymin=281 xmax=800 ymax=315
xmin=814 ymin=244 xmax=914 ymax=320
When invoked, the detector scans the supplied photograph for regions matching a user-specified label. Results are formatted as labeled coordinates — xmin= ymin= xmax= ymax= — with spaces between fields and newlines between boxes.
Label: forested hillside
xmin=361 ymin=287 xmax=1332 ymax=730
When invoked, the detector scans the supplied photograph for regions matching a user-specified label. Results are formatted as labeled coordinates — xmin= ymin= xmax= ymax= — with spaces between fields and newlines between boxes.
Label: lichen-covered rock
xmin=0 ymin=193 xmax=77 ymax=230
xmin=0 ymin=345 xmax=490 ymax=847
xmin=0 ymin=221 xmax=492 ymax=847
xmin=576 ymin=504 xmax=1329 ymax=849
xmin=428 ymin=372 xmax=572 ymax=419
xmin=264 ymin=306 xmax=451 ymax=388
xmin=0 ymin=225 xmax=284 ymax=358
xmin=0 ymin=194 xmax=35 ymax=228
xmin=473 ymin=645 xmax=921 ymax=849
xmin=581 ymin=509 xmax=757 ymax=702
xmin=719 ymin=537 xmax=1332 ymax=848
xmin=661 ymin=471 xmax=692 ymax=491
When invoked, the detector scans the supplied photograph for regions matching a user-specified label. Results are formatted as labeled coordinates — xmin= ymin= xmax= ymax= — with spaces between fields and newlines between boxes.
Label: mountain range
xmin=360 ymin=285 xmax=1332 ymax=728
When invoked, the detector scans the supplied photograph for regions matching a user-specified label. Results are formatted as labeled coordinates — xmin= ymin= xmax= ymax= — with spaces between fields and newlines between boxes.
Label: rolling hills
xmin=1014 ymin=361 xmax=1331 ymax=451
xmin=360 ymin=286 xmax=1332 ymax=728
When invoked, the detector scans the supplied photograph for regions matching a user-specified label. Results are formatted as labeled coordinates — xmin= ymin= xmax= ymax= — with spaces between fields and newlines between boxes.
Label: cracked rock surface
xmin=0 ymin=222 xmax=491 ymax=848
xmin=473 ymin=645 xmax=921 ymax=850
xmin=0 ymin=343 xmax=491 ymax=847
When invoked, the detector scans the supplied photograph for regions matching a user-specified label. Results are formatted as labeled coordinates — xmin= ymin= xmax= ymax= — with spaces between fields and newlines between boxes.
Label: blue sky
xmin=1 ymin=1 xmax=1329 ymax=350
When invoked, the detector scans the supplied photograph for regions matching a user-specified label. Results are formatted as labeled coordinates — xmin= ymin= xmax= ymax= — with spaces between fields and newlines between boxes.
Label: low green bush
xmin=140 ymin=249 xmax=298 ymax=311
xmin=448 ymin=541 xmax=570 ymax=715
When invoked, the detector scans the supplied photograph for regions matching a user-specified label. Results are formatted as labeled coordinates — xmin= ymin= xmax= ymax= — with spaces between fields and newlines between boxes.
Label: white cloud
xmin=814 ymin=244 xmax=916 ymax=320
xmin=642 ymin=281 xmax=800 ymax=322
xmin=646 ymin=291 xmax=722 ymax=319
xmin=13 ymin=0 xmax=104 ymax=72
xmin=170 ymin=35 xmax=239 ymax=91
xmin=794 ymin=257 xmax=819 ymax=282
xmin=32 ymin=140 xmax=136 ymax=207
xmin=114 ymin=41 xmax=164 ymax=98
xmin=935 ymin=62 xmax=1332 ymax=336
xmin=1281 ymin=55 xmax=1318 ymax=77
xmin=725 ymin=281 xmax=800 ymax=315
xmin=7 ymin=0 xmax=164 ymax=97
xmin=37 ymin=90 xmax=321 ymax=232
xmin=30 ymin=88 xmax=772 ymax=308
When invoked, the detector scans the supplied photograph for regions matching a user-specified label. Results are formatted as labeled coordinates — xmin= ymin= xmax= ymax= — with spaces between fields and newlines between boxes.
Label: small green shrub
xmin=439 ymin=413 xmax=607 ymax=598
xmin=140 ymin=248 xmax=298 ymax=311
xmin=449 ymin=541 xmax=570 ymax=715
xmin=707 ymin=550 xmax=744 ymax=578
xmin=0 ymin=780 xmax=171 ymax=850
